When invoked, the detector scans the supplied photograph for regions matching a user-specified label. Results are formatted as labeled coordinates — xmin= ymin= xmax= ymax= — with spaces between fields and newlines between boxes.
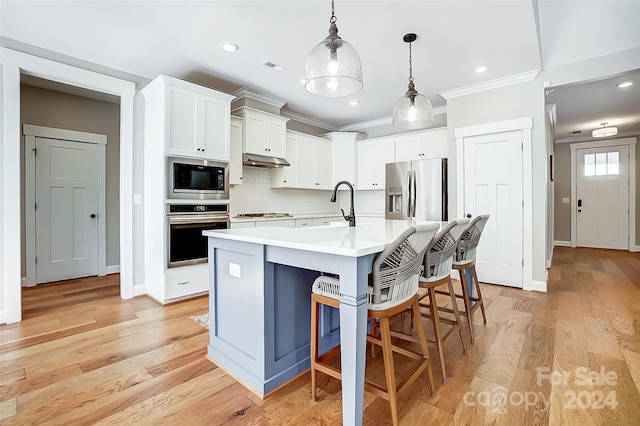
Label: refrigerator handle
xmin=407 ymin=170 xmax=412 ymax=216
xmin=411 ymin=170 xmax=417 ymax=217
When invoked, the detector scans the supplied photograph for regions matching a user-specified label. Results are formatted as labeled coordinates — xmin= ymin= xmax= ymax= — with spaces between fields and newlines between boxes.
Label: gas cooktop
xmin=234 ymin=213 xmax=292 ymax=219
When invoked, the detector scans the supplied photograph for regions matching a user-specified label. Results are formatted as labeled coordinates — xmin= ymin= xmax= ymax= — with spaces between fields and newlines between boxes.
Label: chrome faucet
xmin=331 ymin=181 xmax=356 ymax=227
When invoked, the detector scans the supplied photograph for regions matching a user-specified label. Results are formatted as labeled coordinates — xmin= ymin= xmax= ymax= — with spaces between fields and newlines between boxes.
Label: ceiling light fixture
xmin=475 ymin=66 xmax=488 ymax=73
xmin=392 ymin=33 xmax=433 ymax=130
xmin=592 ymin=122 xmax=618 ymax=138
xmin=305 ymin=0 xmax=362 ymax=97
xmin=617 ymin=81 xmax=634 ymax=88
xmin=221 ymin=43 xmax=239 ymax=52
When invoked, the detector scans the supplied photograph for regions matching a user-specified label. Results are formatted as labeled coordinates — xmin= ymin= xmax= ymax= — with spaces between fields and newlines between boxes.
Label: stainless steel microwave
xmin=167 ymin=157 xmax=229 ymax=200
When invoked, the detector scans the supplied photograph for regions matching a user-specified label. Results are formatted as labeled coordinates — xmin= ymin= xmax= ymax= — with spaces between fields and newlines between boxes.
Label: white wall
xmin=447 ymin=80 xmax=548 ymax=286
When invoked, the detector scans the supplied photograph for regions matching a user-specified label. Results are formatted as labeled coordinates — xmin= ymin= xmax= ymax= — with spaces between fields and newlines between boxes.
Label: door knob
xmin=90 ymin=213 xmax=97 ymax=219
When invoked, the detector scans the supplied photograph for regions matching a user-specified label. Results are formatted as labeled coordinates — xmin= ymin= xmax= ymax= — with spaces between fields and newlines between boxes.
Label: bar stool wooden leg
xmin=447 ymin=278 xmax=467 ymax=355
xmin=472 ymin=265 xmax=487 ymax=324
xmin=310 ymin=295 xmax=319 ymax=401
xmin=458 ymin=268 xmax=476 ymax=343
xmin=411 ymin=298 xmax=435 ymax=397
xmin=427 ymin=287 xmax=447 ymax=384
xmin=379 ymin=317 xmax=399 ymax=426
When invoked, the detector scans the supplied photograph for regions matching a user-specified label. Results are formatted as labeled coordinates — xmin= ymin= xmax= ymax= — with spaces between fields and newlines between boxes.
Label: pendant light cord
xmin=330 ymin=0 xmax=337 ymax=23
xmin=408 ymin=41 xmax=414 ymax=83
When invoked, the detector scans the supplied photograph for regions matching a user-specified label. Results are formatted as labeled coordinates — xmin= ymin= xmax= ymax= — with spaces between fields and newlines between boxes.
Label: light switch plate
xmin=229 ymin=262 xmax=241 ymax=278
xmin=562 ymin=197 xmax=570 ymax=204
xmin=133 ymin=193 xmax=142 ymax=205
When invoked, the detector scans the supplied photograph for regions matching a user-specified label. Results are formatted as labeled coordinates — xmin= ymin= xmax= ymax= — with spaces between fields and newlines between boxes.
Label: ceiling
xmin=2 ymin=1 xmax=640 ymax=138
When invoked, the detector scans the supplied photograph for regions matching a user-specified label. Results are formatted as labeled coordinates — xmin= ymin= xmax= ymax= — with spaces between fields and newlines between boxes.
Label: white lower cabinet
xmin=165 ymin=264 xmax=209 ymax=300
xmin=255 ymin=219 xmax=296 ymax=227
xmin=312 ymin=216 xmax=341 ymax=226
xmin=231 ymin=221 xmax=256 ymax=229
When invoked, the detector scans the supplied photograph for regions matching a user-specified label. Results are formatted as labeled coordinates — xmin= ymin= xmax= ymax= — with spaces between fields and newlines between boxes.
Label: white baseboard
xmin=106 ymin=265 xmax=120 ymax=274
xmin=0 ymin=310 xmax=7 ymax=325
xmin=632 ymin=245 xmax=640 ymax=253
xmin=21 ymin=277 xmax=27 ymax=286
xmin=133 ymin=284 xmax=147 ymax=297
xmin=554 ymin=240 xmax=572 ymax=247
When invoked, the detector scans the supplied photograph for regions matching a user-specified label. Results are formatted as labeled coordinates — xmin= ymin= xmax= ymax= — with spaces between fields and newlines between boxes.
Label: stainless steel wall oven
xmin=167 ymin=203 xmax=229 ymax=268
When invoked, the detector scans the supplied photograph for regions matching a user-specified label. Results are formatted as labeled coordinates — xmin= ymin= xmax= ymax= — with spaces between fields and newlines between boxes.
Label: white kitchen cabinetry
xmin=357 ymin=137 xmax=395 ymax=190
xmin=161 ymin=79 xmax=233 ymax=161
xmin=233 ymin=107 xmax=289 ymax=158
xmin=271 ymin=132 xmax=300 ymax=188
xmin=272 ymin=131 xmax=331 ymax=190
xmin=229 ymin=116 xmax=243 ymax=185
xmin=395 ymin=128 xmax=449 ymax=162
xmin=141 ymin=74 xmax=234 ymax=304
xmin=255 ymin=219 xmax=296 ymax=228
xmin=231 ymin=221 xmax=256 ymax=229
xmin=298 ymin=134 xmax=332 ymax=189
xmin=328 ymin=132 xmax=364 ymax=189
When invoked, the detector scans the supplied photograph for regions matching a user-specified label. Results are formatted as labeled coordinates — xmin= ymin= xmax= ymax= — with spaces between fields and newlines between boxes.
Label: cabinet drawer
xmin=255 ymin=219 xmax=295 ymax=227
xmin=166 ymin=265 xmax=208 ymax=300
xmin=296 ymin=219 xmax=312 ymax=227
xmin=311 ymin=217 xmax=335 ymax=226
xmin=231 ymin=221 xmax=256 ymax=229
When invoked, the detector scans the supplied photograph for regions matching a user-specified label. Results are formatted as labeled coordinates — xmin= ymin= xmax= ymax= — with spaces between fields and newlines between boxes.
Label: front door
xmin=35 ymin=137 xmax=99 ymax=283
xmin=576 ymin=145 xmax=629 ymax=249
xmin=462 ymin=130 xmax=523 ymax=288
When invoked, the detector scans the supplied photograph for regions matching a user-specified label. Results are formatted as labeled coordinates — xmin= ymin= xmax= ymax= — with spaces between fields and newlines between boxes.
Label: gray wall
xmin=20 ymin=84 xmax=121 ymax=275
xmin=553 ymin=137 xmax=640 ymax=244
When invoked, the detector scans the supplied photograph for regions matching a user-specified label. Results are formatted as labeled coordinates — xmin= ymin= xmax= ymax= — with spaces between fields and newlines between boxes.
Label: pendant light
xmin=592 ymin=122 xmax=617 ymax=138
xmin=392 ymin=33 xmax=433 ymax=130
xmin=305 ymin=0 xmax=362 ymax=97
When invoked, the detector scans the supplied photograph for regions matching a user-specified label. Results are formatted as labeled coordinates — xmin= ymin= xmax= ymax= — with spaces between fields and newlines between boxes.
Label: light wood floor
xmin=1 ymin=247 xmax=639 ymax=425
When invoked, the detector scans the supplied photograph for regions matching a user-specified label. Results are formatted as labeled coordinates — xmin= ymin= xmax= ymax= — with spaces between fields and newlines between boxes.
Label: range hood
xmin=242 ymin=153 xmax=290 ymax=168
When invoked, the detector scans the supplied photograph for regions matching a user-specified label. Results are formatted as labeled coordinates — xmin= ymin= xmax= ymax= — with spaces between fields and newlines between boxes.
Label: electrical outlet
xmin=229 ymin=262 xmax=241 ymax=278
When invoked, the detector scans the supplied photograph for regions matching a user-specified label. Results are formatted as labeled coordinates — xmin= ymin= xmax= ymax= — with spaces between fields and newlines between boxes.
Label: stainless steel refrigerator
xmin=385 ymin=158 xmax=448 ymax=221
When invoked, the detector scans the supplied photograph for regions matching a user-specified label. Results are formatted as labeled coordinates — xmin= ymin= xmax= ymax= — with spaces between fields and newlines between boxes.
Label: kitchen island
xmin=204 ymin=218 xmax=437 ymax=426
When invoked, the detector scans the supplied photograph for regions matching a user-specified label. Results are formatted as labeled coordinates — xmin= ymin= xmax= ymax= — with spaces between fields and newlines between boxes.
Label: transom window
xmin=584 ymin=152 xmax=619 ymax=176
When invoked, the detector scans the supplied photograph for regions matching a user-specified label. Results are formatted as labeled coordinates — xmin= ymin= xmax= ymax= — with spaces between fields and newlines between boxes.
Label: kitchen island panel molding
xmin=207 ymin=238 xmax=342 ymax=396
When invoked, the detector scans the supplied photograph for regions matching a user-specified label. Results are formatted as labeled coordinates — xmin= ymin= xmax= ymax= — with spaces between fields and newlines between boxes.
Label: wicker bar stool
xmin=416 ymin=219 xmax=469 ymax=383
xmin=435 ymin=214 xmax=490 ymax=343
xmin=310 ymin=223 xmax=439 ymax=426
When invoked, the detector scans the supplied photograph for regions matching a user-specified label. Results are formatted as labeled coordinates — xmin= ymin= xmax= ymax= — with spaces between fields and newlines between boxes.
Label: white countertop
xmin=204 ymin=218 xmax=444 ymax=257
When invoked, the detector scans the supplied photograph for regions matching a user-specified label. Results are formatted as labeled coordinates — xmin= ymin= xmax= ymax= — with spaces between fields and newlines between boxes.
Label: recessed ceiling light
xmin=617 ymin=81 xmax=634 ymax=88
xmin=221 ymin=43 xmax=239 ymax=52
xmin=475 ymin=66 xmax=488 ymax=73
xmin=349 ymin=100 xmax=359 ymax=106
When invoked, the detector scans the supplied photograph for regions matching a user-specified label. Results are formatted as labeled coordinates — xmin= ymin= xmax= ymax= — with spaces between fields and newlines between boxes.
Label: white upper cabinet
xmin=395 ymin=128 xmax=449 ymax=162
xmin=234 ymin=107 xmax=289 ymax=159
xmin=229 ymin=116 xmax=243 ymax=185
xmin=328 ymin=132 xmax=363 ymax=189
xmin=162 ymin=79 xmax=234 ymax=161
xmin=271 ymin=131 xmax=331 ymax=190
xmin=271 ymin=132 xmax=300 ymax=188
xmin=357 ymin=137 xmax=395 ymax=190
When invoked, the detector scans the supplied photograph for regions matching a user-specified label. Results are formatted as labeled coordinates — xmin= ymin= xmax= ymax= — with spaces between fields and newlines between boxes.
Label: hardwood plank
xmin=2 ymin=247 xmax=639 ymax=424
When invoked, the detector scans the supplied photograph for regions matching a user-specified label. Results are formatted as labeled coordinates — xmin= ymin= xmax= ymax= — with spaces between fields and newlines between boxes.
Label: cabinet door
xmin=395 ymin=134 xmax=423 ymax=162
xmin=298 ymin=137 xmax=316 ymax=188
xmin=201 ymin=95 xmax=230 ymax=160
xmin=357 ymin=141 xmax=378 ymax=190
xmin=229 ymin=117 xmax=243 ymax=184
xmin=314 ymin=141 xmax=333 ymax=189
xmin=272 ymin=134 xmax=300 ymax=187
xmin=374 ymin=139 xmax=396 ymax=185
xmin=266 ymin=119 xmax=286 ymax=158
xmin=244 ymin=113 xmax=267 ymax=154
xmin=167 ymin=87 xmax=198 ymax=155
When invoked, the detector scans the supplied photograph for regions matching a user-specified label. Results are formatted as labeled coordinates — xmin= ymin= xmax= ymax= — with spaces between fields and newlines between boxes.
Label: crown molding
xmin=231 ymin=87 xmax=286 ymax=109
xmin=555 ymin=128 xmax=640 ymax=144
xmin=340 ymin=105 xmax=447 ymax=132
xmin=279 ymin=110 xmax=340 ymax=132
xmin=439 ymin=70 xmax=541 ymax=100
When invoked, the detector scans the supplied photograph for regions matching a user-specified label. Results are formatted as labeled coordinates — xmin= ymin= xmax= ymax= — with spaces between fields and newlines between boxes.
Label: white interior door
xmin=576 ymin=145 xmax=629 ymax=249
xmin=35 ymin=137 xmax=99 ymax=283
xmin=462 ymin=130 xmax=523 ymax=288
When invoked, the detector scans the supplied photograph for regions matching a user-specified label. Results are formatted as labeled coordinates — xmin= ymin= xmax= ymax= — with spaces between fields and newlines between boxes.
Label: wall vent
xmin=263 ymin=61 xmax=285 ymax=72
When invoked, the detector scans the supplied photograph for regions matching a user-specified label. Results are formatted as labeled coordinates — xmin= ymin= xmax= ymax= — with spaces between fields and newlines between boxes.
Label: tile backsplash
xmin=229 ymin=166 xmax=385 ymax=217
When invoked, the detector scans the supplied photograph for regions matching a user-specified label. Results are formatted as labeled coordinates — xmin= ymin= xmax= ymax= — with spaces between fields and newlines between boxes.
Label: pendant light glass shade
xmin=305 ymin=1 xmax=362 ymax=97
xmin=393 ymin=33 xmax=433 ymax=130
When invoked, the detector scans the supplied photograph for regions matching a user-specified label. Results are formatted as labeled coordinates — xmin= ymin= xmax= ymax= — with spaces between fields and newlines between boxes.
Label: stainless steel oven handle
xmin=168 ymin=215 xmax=229 ymax=224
